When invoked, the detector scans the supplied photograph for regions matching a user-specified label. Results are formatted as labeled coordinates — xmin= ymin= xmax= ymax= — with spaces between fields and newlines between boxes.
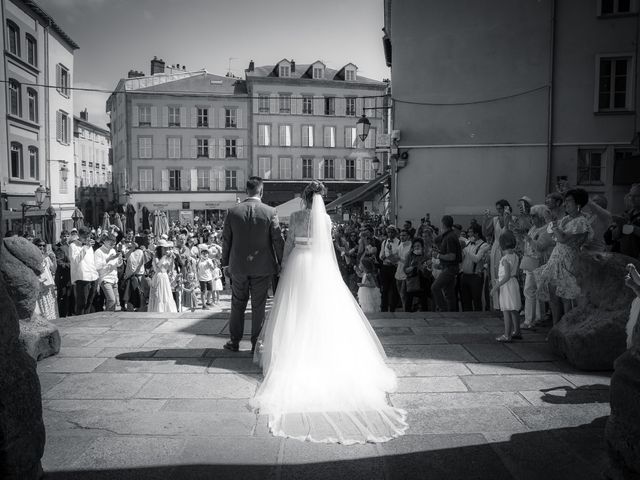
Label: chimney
xmin=80 ymin=108 xmax=88 ymax=121
xmin=182 ymin=65 xmax=186 ymax=71
xmin=291 ymin=60 xmax=295 ymax=72
xmin=248 ymin=60 xmax=254 ymax=72
xmin=128 ymin=69 xmax=144 ymax=78
xmin=150 ymin=56 xmax=165 ymax=75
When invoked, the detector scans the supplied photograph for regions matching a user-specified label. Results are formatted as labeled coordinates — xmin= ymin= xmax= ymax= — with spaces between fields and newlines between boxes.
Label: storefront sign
xmin=152 ymin=203 xmax=169 ymax=208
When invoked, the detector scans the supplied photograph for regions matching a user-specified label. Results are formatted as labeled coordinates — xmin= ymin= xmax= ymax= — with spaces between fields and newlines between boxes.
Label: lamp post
xmin=372 ymin=156 xmax=381 ymax=176
xmin=21 ymin=185 xmax=47 ymax=235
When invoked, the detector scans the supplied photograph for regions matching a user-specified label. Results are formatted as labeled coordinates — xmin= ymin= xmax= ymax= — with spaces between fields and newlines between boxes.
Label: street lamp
xmin=372 ymin=156 xmax=381 ymax=175
xmin=60 ymin=163 xmax=69 ymax=182
xmin=21 ymin=185 xmax=47 ymax=234
xmin=356 ymin=113 xmax=371 ymax=142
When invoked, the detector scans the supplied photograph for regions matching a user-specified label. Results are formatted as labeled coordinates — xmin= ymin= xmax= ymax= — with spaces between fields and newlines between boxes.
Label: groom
xmin=221 ymin=177 xmax=284 ymax=353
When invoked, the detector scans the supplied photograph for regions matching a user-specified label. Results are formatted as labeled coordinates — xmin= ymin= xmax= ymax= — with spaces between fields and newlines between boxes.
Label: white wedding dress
xmin=251 ymin=194 xmax=408 ymax=444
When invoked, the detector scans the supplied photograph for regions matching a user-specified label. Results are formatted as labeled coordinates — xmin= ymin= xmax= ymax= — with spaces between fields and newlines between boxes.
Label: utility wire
xmin=392 ymin=85 xmax=549 ymax=106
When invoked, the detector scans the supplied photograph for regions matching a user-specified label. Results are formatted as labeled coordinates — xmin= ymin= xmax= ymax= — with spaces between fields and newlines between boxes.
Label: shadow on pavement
xmin=43 ymin=417 xmax=610 ymax=480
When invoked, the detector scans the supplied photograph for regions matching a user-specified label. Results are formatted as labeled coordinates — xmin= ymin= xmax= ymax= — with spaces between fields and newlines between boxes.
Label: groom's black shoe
xmin=223 ymin=341 xmax=239 ymax=352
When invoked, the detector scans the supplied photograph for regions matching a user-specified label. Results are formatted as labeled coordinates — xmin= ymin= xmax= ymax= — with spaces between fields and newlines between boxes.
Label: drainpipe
xmin=545 ymin=0 xmax=556 ymax=195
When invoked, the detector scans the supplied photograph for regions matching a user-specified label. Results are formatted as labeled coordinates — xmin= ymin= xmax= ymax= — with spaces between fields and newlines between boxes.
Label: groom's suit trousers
xmin=229 ymin=273 xmax=271 ymax=345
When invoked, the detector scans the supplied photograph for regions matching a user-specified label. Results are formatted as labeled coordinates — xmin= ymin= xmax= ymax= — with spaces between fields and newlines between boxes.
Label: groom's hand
xmin=222 ymin=265 xmax=231 ymax=276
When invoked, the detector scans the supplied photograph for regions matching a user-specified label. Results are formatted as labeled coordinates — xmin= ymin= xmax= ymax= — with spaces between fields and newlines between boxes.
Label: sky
xmin=38 ymin=0 xmax=389 ymax=129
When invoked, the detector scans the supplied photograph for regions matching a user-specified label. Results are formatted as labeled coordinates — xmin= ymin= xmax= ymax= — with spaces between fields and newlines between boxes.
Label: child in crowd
xmin=182 ymin=271 xmax=199 ymax=312
xmin=357 ymin=257 xmax=381 ymax=313
xmin=212 ymin=259 xmax=223 ymax=305
xmin=197 ymin=248 xmax=215 ymax=309
xmin=491 ymin=231 xmax=522 ymax=342
xmin=174 ymin=273 xmax=184 ymax=312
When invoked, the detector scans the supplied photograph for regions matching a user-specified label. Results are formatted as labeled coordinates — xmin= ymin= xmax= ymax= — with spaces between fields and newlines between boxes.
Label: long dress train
xmin=251 ymin=194 xmax=408 ymax=444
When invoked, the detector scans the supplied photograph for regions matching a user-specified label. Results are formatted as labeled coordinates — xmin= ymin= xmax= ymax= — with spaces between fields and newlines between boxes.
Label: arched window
xmin=28 ymin=146 xmax=39 ymax=180
xmin=10 ymin=142 xmax=23 ymax=179
xmin=6 ymin=20 xmax=20 ymax=56
xmin=9 ymin=79 xmax=21 ymax=116
xmin=26 ymin=34 xmax=37 ymax=66
xmin=27 ymin=88 xmax=38 ymax=122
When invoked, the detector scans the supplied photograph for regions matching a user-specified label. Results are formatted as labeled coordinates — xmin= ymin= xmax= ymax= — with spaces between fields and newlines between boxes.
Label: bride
xmin=251 ymin=180 xmax=408 ymax=444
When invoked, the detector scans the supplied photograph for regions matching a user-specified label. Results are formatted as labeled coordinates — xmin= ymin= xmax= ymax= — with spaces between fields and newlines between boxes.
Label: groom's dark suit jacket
xmin=221 ymin=198 xmax=284 ymax=276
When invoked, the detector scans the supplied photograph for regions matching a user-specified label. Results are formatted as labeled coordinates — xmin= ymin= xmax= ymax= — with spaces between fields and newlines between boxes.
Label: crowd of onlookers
xmin=9 ymin=181 xmax=640 ymax=343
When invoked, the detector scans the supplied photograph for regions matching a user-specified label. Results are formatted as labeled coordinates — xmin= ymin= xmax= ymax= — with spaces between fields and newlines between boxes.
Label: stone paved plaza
xmin=38 ymin=297 xmax=612 ymax=479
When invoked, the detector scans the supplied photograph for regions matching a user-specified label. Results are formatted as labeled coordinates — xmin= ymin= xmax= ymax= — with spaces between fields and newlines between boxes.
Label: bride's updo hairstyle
xmin=302 ymin=180 xmax=327 ymax=208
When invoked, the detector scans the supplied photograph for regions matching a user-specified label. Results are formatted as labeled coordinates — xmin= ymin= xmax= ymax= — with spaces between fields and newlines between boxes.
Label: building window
xmin=324 ymin=126 xmax=336 ymax=147
xmin=345 ymin=127 xmax=357 ymax=148
xmin=364 ymin=158 xmax=373 ymax=180
xmin=302 ymin=125 xmax=314 ymax=147
xmin=302 ymin=96 xmax=313 ymax=115
xmin=258 ymin=157 xmax=271 ymax=179
xmin=10 ymin=142 xmax=23 ymax=179
xmin=302 ymin=158 xmax=313 ymax=179
xmin=197 ymin=169 xmax=210 ymax=190
xmin=197 ymin=107 xmax=208 ymax=127
xmin=258 ymin=94 xmax=270 ymax=113
xmin=168 ymin=106 xmax=180 ymax=126
xmin=27 ymin=89 xmax=38 ymax=122
xmin=324 ymin=96 xmax=335 ymax=115
xmin=26 ymin=35 xmax=37 ymax=66
xmin=225 ymin=170 xmax=237 ymax=190
xmin=57 ymin=111 xmax=70 ymax=144
xmin=169 ymin=169 xmax=181 ymax=191
xmin=600 ymin=0 xmax=632 ymax=15
xmin=81 ymin=169 xmax=87 ymax=186
xmin=7 ymin=21 xmax=19 ymax=56
xmin=139 ymin=168 xmax=153 ymax=191
xmin=598 ymin=56 xmax=632 ymax=111
xmin=138 ymin=106 xmax=151 ymax=126
xmin=613 ymin=148 xmax=636 ymax=185
xmin=346 ymin=159 xmax=356 ymax=179
xmin=27 ymin=147 xmax=38 ymax=179
xmin=279 ymin=94 xmax=291 ymax=113
xmin=9 ymin=79 xmax=21 ymax=116
xmin=56 ymin=64 xmax=70 ymax=96
xmin=279 ymin=125 xmax=292 ymax=146
xmin=279 ymin=157 xmax=292 ymax=179
xmin=168 ymin=137 xmax=181 ymax=158
xmin=345 ymin=69 xmax=356 ymax=81
xmin=324 ymin=158 xmax=335 ymax=179
xmin=258 ymin=124 xmax=271 ymax=146
xmin=279 ymin=65 xmax=290 ymax=77
xmin=225 ymin=108 xmax=237 ymax=128
xmin=577 ymin=149 xmax=605 ymax=185
xmin=138 ymin=137 xmax=152 ymax=158
xmin=225 ymin=139 xmax=237 ymax=158
xmin=345 ymin=97 xmax=357 ymax=116
xmin=197 ymin=138 xmax=209 ymax=157
xmin=313 ymin=67 xmax=324 ymax=79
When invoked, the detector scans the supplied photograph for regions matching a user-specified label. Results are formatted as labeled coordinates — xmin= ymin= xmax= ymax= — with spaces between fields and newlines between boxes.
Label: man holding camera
xmin=70 ymin=226 xmax=99 ymax=315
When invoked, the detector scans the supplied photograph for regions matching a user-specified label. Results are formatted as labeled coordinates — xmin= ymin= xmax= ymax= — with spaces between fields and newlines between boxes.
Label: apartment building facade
xmin=246 ymin=59 xmax=387 ymax=209
xmin=1 ymin=0 xmax=78 ymax=235
xmin=107 ymin=58 xmax=250 ymax=227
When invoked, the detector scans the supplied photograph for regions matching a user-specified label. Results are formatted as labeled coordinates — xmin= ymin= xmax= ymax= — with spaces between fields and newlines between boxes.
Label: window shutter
xmin=191 ymin=107 xmax=197 ymax=127
xmin=208 ymin=138 xmax=216 ymax=158
xmin=271 ymin=157 xmax=279 ymax=180
xmin=209 ymin=108 xmax=214 ymax=128
xmin=161 ymin=169 xmax=169 ymax=191
xmin=253 ymin=96 xmax=259 ymax=114
xmin=181 ymin=169 xmax=188 ymax=191
xmin=344 ymin=127 xmax=350 ymax=148
xmin=191 ymin=168 xmax=198 ymax=191
xmin=258 ymin=125 xmax=265 ymax=146
xmin=337 ymin=97 xmax=346 ymax=116
xmin=237 ymin=138 xmax=244 ymax=158
xmin=323 ymin=127 xmax=330 ymax=147
xmin=270 ymin=95 xmax=278 ymax=114
xmin=151 ymin=106 xmax=158 ymax=127
xmin=190 ymin=138 xmax=197 ymax=158
xmin=279 ymin=126 xmax=285 ymax=146
xmin=133 ymin=106 xmax=139 ymax=127
xmin=220 ymin=108 xmax=225 ymax=128
xmin=309 ymin=126 xmax=314 ymax=147
xmin=237 ymin=169 xmax=245 ymax=191
xmin=302 ymin=126 xmax=309 ymax=147
xmin=219 ymin=140 xmax=226 ymax=158
xmin=365 ymin=128 xmax=376 ymax=148
xmin=209 ymin=168 xmax=217 ymax=190
xmin=56 ymin=65 xmax=61 ymax=89
xmin=355 ymin=97 xmax=363 ymax=117
xmin=162 ymin=107 xmax=169 ymax=127
xmin=314 ymin=96 xmax=323 ymax=115
xmin=293 ymin=157 xmax=302 ymax=179
xmin=294 ymin=97 xmax=302 ymax=115
xmin=179 ymin=107 xmax=186 ymax=127
xmin=356 ymin=158 xmax=363 ymax=180
xmin=316 ymin=158 xmax=324 ymax=180
xmin=237 ymin=109 xmax=243 ymax=129
xmin=218 ymin=169 xmax=225 ymax=191
xmin=56 ymin=111 xmax=62 ymax=141
xmin=338 ymin=158 xmax=346 ymax=180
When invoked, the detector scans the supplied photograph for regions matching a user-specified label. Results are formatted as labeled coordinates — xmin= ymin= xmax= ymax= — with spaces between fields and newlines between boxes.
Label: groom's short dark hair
xmin=247 ymin=176 xmax=263 ymax=196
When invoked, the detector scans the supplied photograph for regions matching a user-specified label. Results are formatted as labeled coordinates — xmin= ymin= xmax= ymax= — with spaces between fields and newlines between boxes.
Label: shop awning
xmin=325 ymin=173 xmax=390 ymax=211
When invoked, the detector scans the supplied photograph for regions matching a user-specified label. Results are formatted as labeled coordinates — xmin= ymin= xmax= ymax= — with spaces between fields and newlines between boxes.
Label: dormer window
xmin=313 ymin=67 xmax=324 ymax=79
xmin=280 ymin=65 xmax=290 ymax=77
xmin=345 ymin=69 xmax=356 ymax=81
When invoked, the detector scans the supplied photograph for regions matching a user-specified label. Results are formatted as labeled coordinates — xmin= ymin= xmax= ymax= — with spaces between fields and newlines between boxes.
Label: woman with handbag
xmin=404 ymin=238 xmax=433 ymax=312
xmin=522 ymin=205 xmax=555 ymax=328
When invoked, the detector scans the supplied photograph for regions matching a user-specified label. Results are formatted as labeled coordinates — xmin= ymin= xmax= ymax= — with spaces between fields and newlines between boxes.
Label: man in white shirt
xmin=95 ymin=234 xmax=123 ymax=311
xmin=460 ymin=224 xmax=490 ymax=311
xmin=394 ymin=229 xmax=414 ymax=311
xmin=379 ymin=225 xmax=401 ymax=312
xmin=69 ymin=227 xmax=99 ymax=315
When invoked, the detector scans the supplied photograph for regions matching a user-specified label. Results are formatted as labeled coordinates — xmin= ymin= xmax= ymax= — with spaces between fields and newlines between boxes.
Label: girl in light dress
xmin=490 ymin=231 xmax=522 ymax=342
xmin=181 ymin=272 xmax=199 ymax=312
xmin=357 ymin=257 xmax=381 ymax=313
xmin=212 ymin=259 xmax=223 ymax=305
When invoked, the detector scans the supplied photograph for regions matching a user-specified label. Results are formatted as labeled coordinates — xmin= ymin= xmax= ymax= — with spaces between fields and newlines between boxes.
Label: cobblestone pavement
xmin=39 ymin=292 xmax=612 ymax=479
